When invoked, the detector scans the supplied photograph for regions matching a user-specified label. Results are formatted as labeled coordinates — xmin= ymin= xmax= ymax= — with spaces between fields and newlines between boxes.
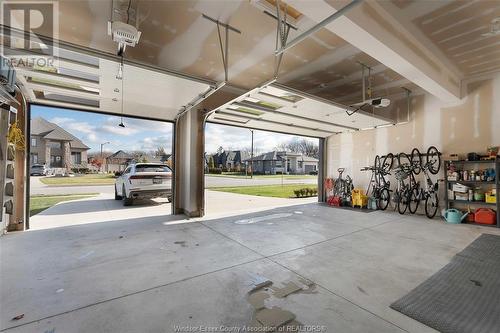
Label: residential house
xmin=105 ymin=150 xmax=134 ymax=173
xmin=106 ymin=151 xmax=172 ymax=173
xmin=211 ymin=150 xmax=249 ymax=171
xmin=30 ymin=117 xmax=90 ymax=170
xmin=245 ymin=151 xmax=318 ymax=175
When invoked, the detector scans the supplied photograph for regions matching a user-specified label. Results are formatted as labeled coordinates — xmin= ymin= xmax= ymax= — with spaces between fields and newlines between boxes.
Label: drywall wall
xmin=326 ymin=72 xmax=500 ymax=190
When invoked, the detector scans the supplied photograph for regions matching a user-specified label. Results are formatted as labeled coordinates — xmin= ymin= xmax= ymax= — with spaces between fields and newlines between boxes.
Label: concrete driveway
xmin=30 ymin=175 xmax=317 ymax=196
xmin=29 ymin=190 xmax=317 ymax=230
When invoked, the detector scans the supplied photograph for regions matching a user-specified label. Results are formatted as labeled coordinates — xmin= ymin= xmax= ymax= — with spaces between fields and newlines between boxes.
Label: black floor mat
xmin=390 ymin=234 xmax=500 ymax=333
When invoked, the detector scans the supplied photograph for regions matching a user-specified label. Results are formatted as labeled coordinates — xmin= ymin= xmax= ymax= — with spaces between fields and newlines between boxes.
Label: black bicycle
xmin=392 ymin=162 xmax=412 ymax=214
xmin=361 ymin=155 xmax=392 ymax=210
xmin=406 ymin=147 xmax=442 ymax=218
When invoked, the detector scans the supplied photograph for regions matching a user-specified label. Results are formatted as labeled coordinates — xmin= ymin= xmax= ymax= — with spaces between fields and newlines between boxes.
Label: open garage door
xmin=2 ymin=42 xmax=216 ymax=228
xmin=204 ymin=123 xmax=320 ymax=217
xmin=27 ymin=106 xmax=175 ymax=230
xmin=206 ymin=82 xmax=394 ymax=138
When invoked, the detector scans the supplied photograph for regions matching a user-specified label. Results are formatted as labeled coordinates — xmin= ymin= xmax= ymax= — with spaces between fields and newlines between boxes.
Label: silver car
xmin=114 ymin=163 xmax=173 ymax=206
xmin=30 ymin=164 xmax=48 ymax=176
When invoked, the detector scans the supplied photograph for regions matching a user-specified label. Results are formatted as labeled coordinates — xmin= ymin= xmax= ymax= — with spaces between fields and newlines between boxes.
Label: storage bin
xmin=453 ymin=183 xmax=469 ymax=193
xmin=455 ymin=192 xmax=468 ymax=201
xmin=486 ymin=191 xmax=496 ymax=204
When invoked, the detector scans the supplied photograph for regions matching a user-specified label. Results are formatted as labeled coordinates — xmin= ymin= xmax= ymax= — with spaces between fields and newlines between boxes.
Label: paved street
xmin=30 ymin=175 xmax=317 ymax=195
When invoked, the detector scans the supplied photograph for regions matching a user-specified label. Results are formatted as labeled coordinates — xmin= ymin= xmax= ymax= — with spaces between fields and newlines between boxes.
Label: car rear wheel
xmin=123 ymin=185 xmax=133 ymax=206
xmin=114 ymin=186 xmax=122 ymax=200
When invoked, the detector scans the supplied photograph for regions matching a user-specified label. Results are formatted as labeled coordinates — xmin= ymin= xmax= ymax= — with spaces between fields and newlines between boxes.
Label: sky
xmin=31 ymin=106 xmax=318 ymax=154
xmin=32 ymin=106 xmax=173 ymax=154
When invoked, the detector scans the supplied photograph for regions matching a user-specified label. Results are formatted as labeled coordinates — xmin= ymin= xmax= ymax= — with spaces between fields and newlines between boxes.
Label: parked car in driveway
xmin=114 ymin=163 xmax=172 ymax=206
xmin=30 ymin=164 xmax=48 ymax=176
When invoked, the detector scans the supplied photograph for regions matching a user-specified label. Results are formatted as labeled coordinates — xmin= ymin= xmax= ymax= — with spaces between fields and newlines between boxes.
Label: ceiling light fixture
xmin=482 ymin=18 xmax=500 ymax=37
xmin=347 ymin=62 xmax=391 ymax=116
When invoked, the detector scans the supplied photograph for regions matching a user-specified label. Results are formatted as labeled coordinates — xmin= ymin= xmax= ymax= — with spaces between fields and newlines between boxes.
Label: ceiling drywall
xmin=2 ymin=0 xmax=495 ymax=137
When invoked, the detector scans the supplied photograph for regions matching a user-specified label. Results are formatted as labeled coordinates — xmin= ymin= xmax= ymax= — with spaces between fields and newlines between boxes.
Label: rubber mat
xmin=390 ymin=234 xmax=500 ymax=333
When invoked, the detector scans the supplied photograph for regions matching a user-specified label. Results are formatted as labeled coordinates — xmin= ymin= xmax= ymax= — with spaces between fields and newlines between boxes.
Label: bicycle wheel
xmin=381 ymin=153 xmax=394 ymax=173
xmin=426 ymin=146 xmax=441 ymax=175
xmin=425 ymin=192 xmax=439 ymax=219
xmin=377 ymin=188 xmax=390 ymax=211
xmin=408 ymin=187 xmax=420 ymax=214
xmin=397 ymin=189 xmax=408 ymax=214
xmin=398 ymin=152 xmax=411 ymax=167
xmin=410 ymin=148 xmax=422 ymax=175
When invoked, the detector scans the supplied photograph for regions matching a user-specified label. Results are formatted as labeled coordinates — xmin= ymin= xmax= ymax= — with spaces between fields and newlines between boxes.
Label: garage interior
xmin=1 ymin=0 xmax=500 ymax=332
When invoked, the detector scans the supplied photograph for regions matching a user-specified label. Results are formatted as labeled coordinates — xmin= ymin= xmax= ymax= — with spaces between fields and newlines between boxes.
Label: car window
xmin=135 ymin=165 xmax=171 ymax=173
xmin=123 ymin=167 xmax=131 ymax=174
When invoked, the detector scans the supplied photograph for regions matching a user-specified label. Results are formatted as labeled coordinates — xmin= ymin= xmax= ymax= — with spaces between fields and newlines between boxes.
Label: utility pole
xmin=250 ymin=129 xmax=254 ymax=179
xmin=100 ymin=141 xmax=110 ymax=173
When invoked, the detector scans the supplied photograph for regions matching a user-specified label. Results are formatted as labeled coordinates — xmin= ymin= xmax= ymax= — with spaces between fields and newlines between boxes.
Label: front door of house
xmin=50 ymin=155 xmax=62 ymax=167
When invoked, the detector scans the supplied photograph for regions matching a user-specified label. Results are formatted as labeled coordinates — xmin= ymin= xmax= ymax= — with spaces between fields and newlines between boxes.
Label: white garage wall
xmin=326 ymin=72 xmax=500 ymax=189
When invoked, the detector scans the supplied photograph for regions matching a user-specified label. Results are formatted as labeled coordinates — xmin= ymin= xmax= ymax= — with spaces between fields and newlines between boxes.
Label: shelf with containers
xmin=444 ymin=158 xmax=499 ymax=227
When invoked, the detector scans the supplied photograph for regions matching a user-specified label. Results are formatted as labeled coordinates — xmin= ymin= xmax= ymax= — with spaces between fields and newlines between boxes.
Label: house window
xmin=48 ymin=142 xmax=61 ymax=149
xmin=31 ymin=153 xmax=38 ymax=164
xmin=298 ymin=161 xmax=303 ymax=168
xmin=71 ymin=152 xmax=82 ymax=164
xmin=31 ymin=138 xmax=37 ymax=147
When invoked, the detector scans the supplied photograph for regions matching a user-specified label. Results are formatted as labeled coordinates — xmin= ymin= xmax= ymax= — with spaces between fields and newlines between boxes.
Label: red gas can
xmin=473 ymin=208 xmax=497 ymax=225
xmin=327 ymin=196 xmax=341 ymax=207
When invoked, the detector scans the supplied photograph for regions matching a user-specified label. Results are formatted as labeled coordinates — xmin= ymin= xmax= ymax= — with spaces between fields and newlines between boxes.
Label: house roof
xmin=31 ymin=117 xmax=90 ymax=150
xmin=299 ymin=155 xmax=319 ymax=162
xmin=106 ymin=150 xmax=133 ymax=160
xmin=245 ymin=151 xmax=280 ymax=162
xmin=245 ymin=150 xmax=318 ymax=162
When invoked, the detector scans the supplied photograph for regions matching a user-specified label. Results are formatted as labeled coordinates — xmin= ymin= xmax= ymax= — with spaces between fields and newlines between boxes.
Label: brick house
xmin=211 ymin=150 xmax=249 ymax=171
xmin=245 ymin=151 xmax=318 ymax=175
xmin=30 ymin=117 xmax=90 ymax=170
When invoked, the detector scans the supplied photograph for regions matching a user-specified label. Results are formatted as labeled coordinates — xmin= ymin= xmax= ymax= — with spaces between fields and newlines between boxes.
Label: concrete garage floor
xmin=2 ymin=204 xmax=499 ymax=332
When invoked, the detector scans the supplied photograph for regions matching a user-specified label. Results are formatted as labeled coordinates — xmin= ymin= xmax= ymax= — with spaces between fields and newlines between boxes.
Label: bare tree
xmin=275 ymin=138 xmax=319 ymax=158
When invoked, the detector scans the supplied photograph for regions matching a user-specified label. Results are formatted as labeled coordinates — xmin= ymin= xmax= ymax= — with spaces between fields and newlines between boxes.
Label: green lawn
xmin=30 ymin=194 xmax=98 ymax=216
xmin=207 ymin=173 xmax=317 ymax=180
xmin=208 ymin=184 xmax=317 ymax=198
xmin=40 ymin=174 xmax=116 ymax=186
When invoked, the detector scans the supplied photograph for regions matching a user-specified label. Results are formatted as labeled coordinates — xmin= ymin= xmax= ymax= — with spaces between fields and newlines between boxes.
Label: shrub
xmin=71 ymin=167 xmax=90 ymax=174
xmin=293 ymin=189 xmax=301 ymax=198
xmin=208 ymin=168 xmax=222 ymax=174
